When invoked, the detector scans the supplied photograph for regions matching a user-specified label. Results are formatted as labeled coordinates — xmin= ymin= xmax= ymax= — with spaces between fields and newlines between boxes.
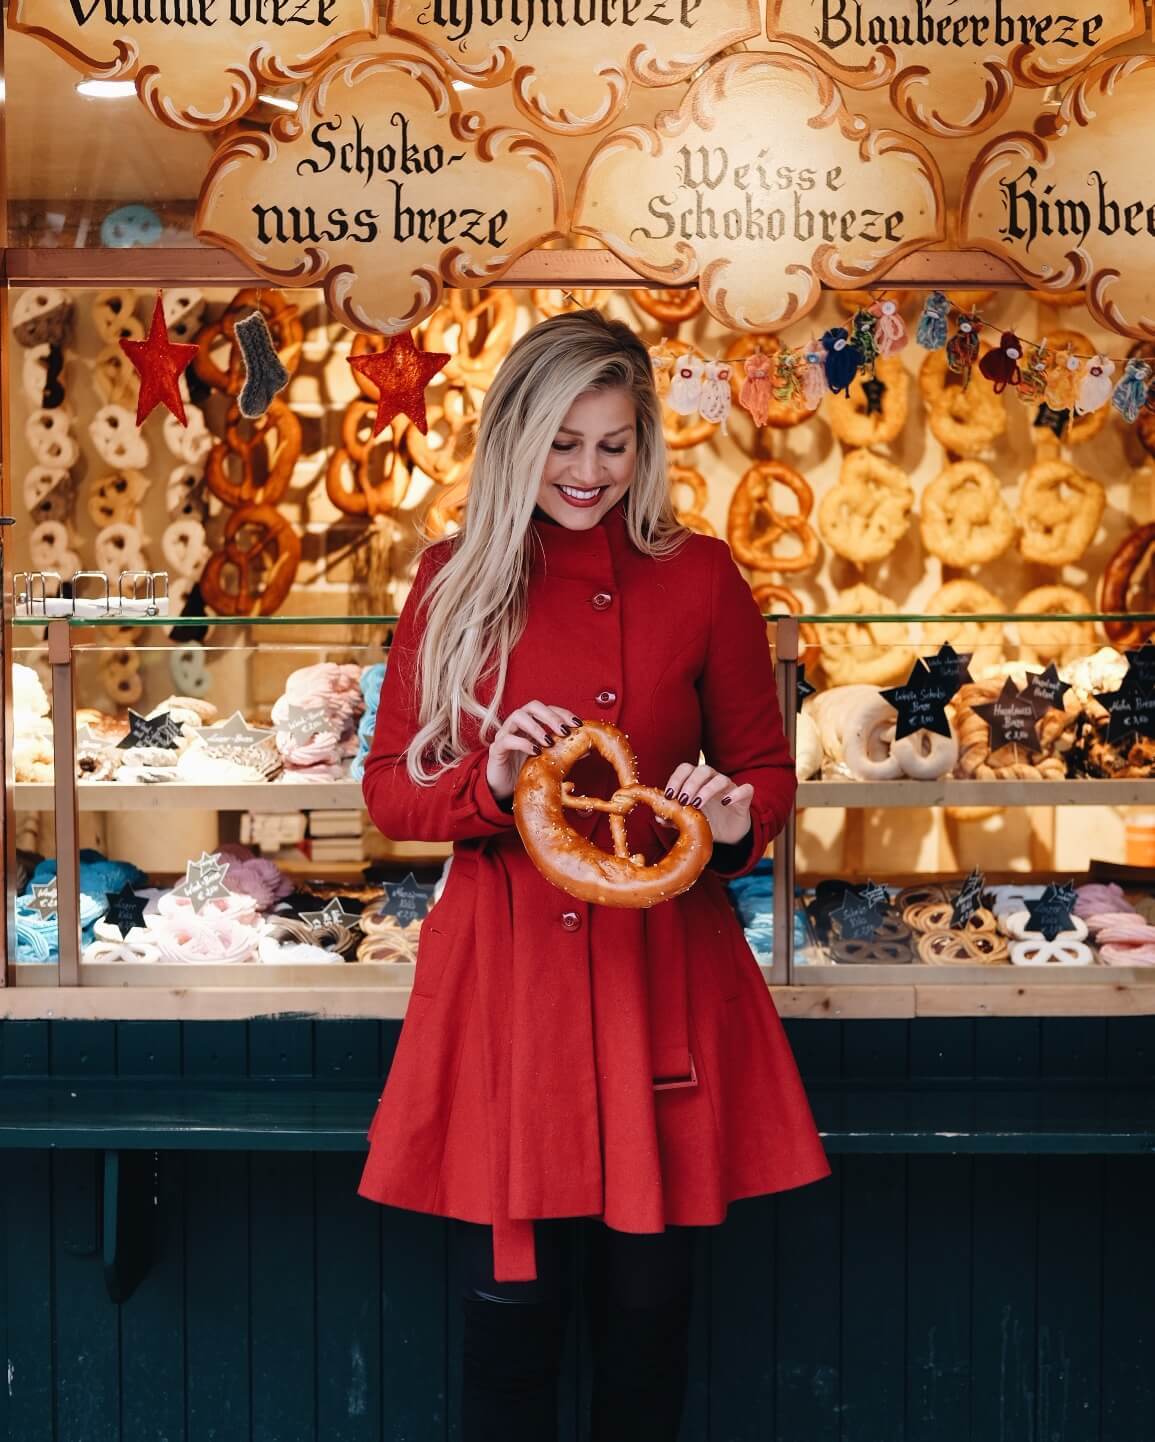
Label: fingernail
xmin=571 ymin=715 xmax=582 ymax=726
xmin=691 ymin=797 xmax=702 ymax=809
xmin=721 ymin=796 xmax=732 ymax=806
xmin=543 ymin=733 xmax=554 ymax=746
xmin=559 ymin=724 xmax=571 ymax=735
xmin=664 ymin=788 xmax=674 ymax=799
xmin=677 ymin=792 xmax=689 ymax=805
xmin=531 ymin=745 xmax=541 ymax=756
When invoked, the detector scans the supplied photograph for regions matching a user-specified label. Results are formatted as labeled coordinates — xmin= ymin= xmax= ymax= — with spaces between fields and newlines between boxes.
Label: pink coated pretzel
xmin=1074 ymin=883 xmax=1135 ymax=919
xmin=1099 ymin=942 xmax=1155 ymax=966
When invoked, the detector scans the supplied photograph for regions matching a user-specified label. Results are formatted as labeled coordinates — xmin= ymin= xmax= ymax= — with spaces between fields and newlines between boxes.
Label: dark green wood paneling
xmin=4 ymin=1017 xmax=1155 ymax=1442
xmin=185 ymin=1152 xmax=251 ymax=1442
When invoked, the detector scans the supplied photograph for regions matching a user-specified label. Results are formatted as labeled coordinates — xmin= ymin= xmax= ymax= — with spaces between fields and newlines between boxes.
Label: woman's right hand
xmin=486 ymin=700 xmax=583 ymax=802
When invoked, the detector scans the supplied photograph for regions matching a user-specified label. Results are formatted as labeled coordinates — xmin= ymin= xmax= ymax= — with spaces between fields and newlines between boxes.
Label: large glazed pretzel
xmin=514 ymin=721 xmax=712 ymax=908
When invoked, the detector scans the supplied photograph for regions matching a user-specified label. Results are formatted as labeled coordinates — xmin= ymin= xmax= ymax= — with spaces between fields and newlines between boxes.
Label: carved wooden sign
xmin=384 ymin=0 xmax=762 ymax=134
xmin=8 ymin=0 xmax=376 ymax=130
xmin=766 ymin=0 xmax=1145 ymax=139
xmin=961 ymin=56 xmax=1155 ymax=339
xmin=573 ymin=52 xmax=945 ymax=333
xmin=196 ymin=52 xmax=566 ymax=333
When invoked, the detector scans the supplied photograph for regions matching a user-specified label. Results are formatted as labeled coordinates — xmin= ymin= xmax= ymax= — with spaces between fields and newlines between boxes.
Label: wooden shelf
xmin=15 ymin=780 xmax=364 ymax=812
xmin=5 ymin=975 xmax=1155 ymax=1021
xmin=796 ymin=778 xmax=1155 ymax=809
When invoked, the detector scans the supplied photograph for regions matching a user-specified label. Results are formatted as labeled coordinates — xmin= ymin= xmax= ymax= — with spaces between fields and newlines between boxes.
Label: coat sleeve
xmin=361 ymin=547 xmax=517 ymax=844
xmin=697 ymin=541 xmax=797 ymax=879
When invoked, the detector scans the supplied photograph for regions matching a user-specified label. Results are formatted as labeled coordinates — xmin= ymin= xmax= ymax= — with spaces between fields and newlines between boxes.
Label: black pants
xmin=455 ymin=1216 xmax=698 ymax=1442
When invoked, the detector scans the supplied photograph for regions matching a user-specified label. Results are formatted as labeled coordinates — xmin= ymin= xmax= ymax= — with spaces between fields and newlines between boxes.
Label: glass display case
xmin=5 ymin=611 xmax=465 ymax=989
xmin=771 ymin=609 xmax=1155 ymax=986
xmin=12 ymin=606 xmax=1155 ymax=1000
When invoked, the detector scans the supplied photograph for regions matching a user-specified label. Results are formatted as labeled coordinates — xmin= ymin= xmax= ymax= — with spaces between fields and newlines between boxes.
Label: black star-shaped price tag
xmin=116 ymin=709 xmax=182 ymax=751
xmin=1094 ymin=646 xmax=1155 ymax=745
xmin=973 ymin=677 xmax=1039 ymax=750
xmin=1026 ymin=881 xmax=1078 ymax=941
xmin=1020 ymin=663 xmax=1072 ymax=720
xmin=950 ymin=868 xmax=987 ymax=928
xmin=29 ymin=880 xmax=58 ymax=920
xmin=377 ymin=873 xmax=435 ymax=928
xmin=1125 ymin=643 xmax=1155 ymax=687
xmin=832 ymin=881 xmax=889 ymax=941
xmin=171 ymin=852 xmax=233 ymax=913
xmin=1034 ymin=402 xmax=1070 ymax=438
xmin=881 ymin=643 xmax=973 ymax=740
xmin=796 ymin=663 xmax=816 ymax=714
xmin=104 ymin=884 xmax=148 ymax=937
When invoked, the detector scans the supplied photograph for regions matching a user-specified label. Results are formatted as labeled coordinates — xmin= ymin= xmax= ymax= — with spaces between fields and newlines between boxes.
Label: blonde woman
xmin=359 ymin=309 xmax=830 ymax=1441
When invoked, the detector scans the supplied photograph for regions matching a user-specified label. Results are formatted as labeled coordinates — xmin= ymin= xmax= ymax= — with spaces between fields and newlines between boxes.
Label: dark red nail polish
xmin=691 ymin=797 xmax=702 ymax=809
xmin=560 ymin=724 xmax=571 ymax=735
xmin=664 ymin=788 xmax=674 ymax=799
xmin=531 ymin=745 xmax=541 ymax=756
xmin=721 ymin=796 xmax=732 ymax=806
xmin=677 ymin=792 xmax=689 ymax=805
xmin=543 ymin=733 xmax=554 ymax=746
xmin=571 ymin=715 xmax=582 ymax=726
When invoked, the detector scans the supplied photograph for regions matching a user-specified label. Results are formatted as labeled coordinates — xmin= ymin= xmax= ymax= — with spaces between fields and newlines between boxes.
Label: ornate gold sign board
xmin=195 ymin=52 xmax=566 ymax=333
xmin=766 ymin=0 xmax=1145 ymax=139
xmin=384 ymin=0 xmax=762 ymax=134
xmin=8 ymin=0 xmax=376 ymax=130
xmin=961 ymin=55 xmax=1155 ymax=340
xmin=573 ymin=51 xmax=945 ymax=333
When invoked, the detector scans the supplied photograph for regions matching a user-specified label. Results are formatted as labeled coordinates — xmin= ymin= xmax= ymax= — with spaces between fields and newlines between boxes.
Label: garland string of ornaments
xmin=648 ymin=293 xmax=1155 ymax=440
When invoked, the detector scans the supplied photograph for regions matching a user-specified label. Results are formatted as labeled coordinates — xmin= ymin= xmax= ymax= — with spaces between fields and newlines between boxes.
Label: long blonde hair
xmin=406 ymin=308 xmax=686 ymax=783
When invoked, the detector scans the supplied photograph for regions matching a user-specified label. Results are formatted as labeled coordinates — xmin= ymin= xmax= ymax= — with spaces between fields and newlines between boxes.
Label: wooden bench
xmin=3 ymin=1079 xmax=1153 ymax=1300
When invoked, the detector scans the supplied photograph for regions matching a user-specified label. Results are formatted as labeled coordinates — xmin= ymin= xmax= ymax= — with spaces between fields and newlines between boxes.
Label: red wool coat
xmin=357 ymin=500 xmax=831 ymax=1280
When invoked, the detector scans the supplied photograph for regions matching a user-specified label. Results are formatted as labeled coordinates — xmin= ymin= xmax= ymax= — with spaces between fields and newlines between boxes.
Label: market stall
xmin=6 ymin=8 xmax=1155 ymax=1438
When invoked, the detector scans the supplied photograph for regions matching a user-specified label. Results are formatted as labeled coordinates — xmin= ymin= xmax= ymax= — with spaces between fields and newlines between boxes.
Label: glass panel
xmin=791 ymin=612 xmax=1155 ymax=978
xmin=12 ymin=632 xmax=455 ymax=986
xmin=12 ymin=643 xmax=60 ymax=979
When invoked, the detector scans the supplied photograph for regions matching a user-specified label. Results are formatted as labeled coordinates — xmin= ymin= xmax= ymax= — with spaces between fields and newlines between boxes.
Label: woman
xmin=358 ymin=309 xmax=831 ymax=1441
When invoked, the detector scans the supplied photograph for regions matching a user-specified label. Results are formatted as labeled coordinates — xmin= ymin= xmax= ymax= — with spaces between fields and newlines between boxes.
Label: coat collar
xmin=528 ymin=496 xmax=634 ymax=579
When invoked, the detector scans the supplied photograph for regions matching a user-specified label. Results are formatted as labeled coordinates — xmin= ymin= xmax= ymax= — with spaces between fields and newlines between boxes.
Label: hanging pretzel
xmin=1101 ymin=523 xmax=1155 ymax=646
xmin=205 ymin=398 xmax=302 ymax=509
xmin=424 ymin=476 xmax=470 ymax=538
xmin=200 ymin=504 xmax=302 ymax=616
xmin=193 ymin=289 xmax=303 ymax=397
xmin=726 ymin=461 xmax=820 ymax=574
xmin=750 ymin=582 xmax=819 ymax=668
xmin=668 ymin=464 xmax=714 ymax=535
xmin=628 ymin=288 xmax=703 ymax=326
xmin=404 ymin=386 xmax=477 ymax=488
xmin=326 ymin=400 xmax=411 ymax=517
xmin=422 ymin=289 xmax=516 ymax=390
xmin=514 ymin=721 xmax=712 ymax=908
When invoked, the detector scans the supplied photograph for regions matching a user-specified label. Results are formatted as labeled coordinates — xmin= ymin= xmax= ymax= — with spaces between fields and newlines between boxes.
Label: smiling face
xmin=535 ymin=386 xmax=638 ymax=529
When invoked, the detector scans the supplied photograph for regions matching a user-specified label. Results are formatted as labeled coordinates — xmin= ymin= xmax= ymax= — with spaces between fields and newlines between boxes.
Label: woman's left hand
xmin=657 ymin=763 xmax=753 ymax=847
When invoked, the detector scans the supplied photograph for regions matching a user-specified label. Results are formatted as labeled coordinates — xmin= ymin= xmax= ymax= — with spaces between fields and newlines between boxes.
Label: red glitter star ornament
xmin=347 ymin=330 xmax=451 ymax=437
xmin=119 ymin=293 xmax=199 ymax=428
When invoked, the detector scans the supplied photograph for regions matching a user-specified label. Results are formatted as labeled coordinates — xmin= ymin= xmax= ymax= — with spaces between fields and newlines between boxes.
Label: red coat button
xmin=560 ymin=911 xmax=582 ymax=932
xmin=591 ymin=591 xmax=613 ymax=611
xmin=595 ymin=689 xmax=617 ymax=707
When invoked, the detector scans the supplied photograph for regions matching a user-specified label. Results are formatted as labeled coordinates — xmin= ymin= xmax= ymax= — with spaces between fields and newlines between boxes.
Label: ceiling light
xmin=258 ymin=92 xmax=299 ymax=111
xmin=76 ymin=79 xmax=137 ymax=98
